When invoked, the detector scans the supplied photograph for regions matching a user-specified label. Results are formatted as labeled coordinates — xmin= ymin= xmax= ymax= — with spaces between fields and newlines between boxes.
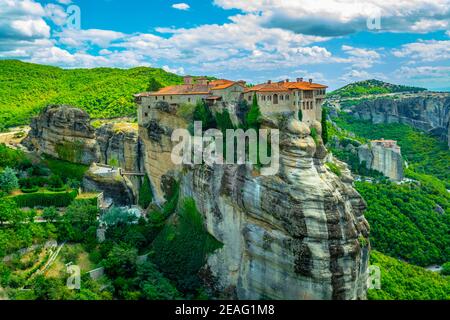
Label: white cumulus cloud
xmin=392 ymin=40 xmax=450 ymax=62
xmin=214 ymin=0 xmax=450 ymax=36
xmin=172 ymin=3 xmax=190 ymax=10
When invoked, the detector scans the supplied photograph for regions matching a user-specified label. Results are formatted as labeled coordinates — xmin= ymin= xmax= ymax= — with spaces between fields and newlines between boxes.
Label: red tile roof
xmin=244 ymin=81 xmax=327 ymax=93
xmin=136 ymin=79 xmax=242 ymax=96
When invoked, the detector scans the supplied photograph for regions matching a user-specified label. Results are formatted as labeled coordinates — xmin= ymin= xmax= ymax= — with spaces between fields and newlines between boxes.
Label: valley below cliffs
xmin=21 ymin=104 xmax=370 ymax=300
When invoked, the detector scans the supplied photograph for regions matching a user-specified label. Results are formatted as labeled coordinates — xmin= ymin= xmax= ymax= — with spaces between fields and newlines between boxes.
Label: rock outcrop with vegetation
xmin=179 ymin=118 xmax=369 ymax=299
xmin=336 ymin=92 xmax=450 ymax=148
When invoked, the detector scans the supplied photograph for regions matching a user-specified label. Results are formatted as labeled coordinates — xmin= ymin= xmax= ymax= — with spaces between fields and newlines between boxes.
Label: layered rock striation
xmin=23 ymin=105 xmax=99 ymax=164
xmin=140 ymin=109 xmax=370 ymax=299
xmin=358 ymin=140 xmax=404 ymax=181
xmin=23 ymin=105 xmax=144 ymax=197
xmin=345 ymin=93 xmax=450 ymax=147
xmin=25 ymin=104 xmax=371 ymax=300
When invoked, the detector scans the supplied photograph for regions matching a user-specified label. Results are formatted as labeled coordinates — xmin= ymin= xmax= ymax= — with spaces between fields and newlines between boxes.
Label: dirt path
xmin=0 ymin=126 xmax=30 ymax=150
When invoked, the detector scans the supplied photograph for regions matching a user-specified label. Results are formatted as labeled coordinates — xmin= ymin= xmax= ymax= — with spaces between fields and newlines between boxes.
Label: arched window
xmin=273 ymin=94 xmax=278 ymax=104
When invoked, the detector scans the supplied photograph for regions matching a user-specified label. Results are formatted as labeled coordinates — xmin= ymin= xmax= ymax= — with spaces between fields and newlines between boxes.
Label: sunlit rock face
xmin=176 ymin=117 xmax=370 ymax=300
xmin=23 ymin=105 xmax=99 ymax=164
xmin=96 ymin=122 xmax=143 ymax=194
xmin=25 ymin=104 xmax=370 ymax=299
xmin=348 ymin=93 xmax=450 ymax=148
xmin=23 ymin=105 xmax=144 ymax=197
xmin=358 ymin=141 xmax=404 ymax=181
xmin=138 ymin=106 xmax=189 ymax=204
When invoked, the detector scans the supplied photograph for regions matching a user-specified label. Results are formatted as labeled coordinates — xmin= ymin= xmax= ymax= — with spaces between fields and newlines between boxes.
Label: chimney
xmin=297 ymin=77 xmax=303 ymax=82
xmin=267 ymin=80 xmax=272 ymax=84
xmin=309 ymin=78 xmax=313 ymax=84
xmin=183 ymin=76 xmax=193 ymax=85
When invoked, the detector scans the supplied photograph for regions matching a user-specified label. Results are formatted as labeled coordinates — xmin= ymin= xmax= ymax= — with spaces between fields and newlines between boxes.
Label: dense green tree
xmin=0 ymin=167 xmax=18 ymax=194
xmin=58 ymin=200 xmax=99 ymax=242
xmin=298 ymin=108 xmax=303 ymax=121
xmin=246 ymin=93 xmax=262 ymax=130
xmin=42 ymin=207 xmax=60 ymax=222
xmin=48 ymin=175 xmax=64 ymax=188
xmin=321 ymin=108 xmax=328 ymax=145
xmin=441 ymin=262 xmax=450 ymax=276
xmin=103 ymin=244 xmax=138 ymax=278
xmin=0 ymin=198 xmax=24 ymax=225
xmin=152 ymin=198 xmax=222 ymax=294
xmin=147 ymin=78 xmax=163 ymax=92
xmin=137 ymin=261 xmax=181 ymax=300
xmin=138 ymin=175 xmax=153 ymax=209
xmin=368 ymin=251 xmax=450 ymax=300
xmin=215 ymin=108 xmax=235 ymax=133
xmin=193 ymin=100 xmax=216 ymax=130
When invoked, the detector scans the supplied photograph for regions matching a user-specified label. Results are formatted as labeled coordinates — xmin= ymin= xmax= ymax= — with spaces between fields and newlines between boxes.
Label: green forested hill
xmin=328 ymin=79 xmax=426 ymax=98
xmin=368 ymin=251 xmax=450 ymax=300
xmin=330 ymin=112 xmax=450 ymax=266
xmin=0 ymin=60 xmax=183 ymax=128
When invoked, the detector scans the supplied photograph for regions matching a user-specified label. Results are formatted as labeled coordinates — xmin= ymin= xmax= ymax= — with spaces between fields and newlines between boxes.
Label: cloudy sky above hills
xmin=0 ymin=0 xmax=449 ymax=90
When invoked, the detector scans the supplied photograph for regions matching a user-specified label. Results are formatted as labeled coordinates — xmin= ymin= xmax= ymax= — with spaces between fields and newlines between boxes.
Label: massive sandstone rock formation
xmin=23 ymin=105 xmax=98 ymax=164
xmin=23 ymin=105 xmax=143 ymax=200
xmin=345 ymin=92 xmax=450 ymax=148
xmin=358 ymin=141 xmax=404 ymax=181
xmin=24 ymin=104 xmax=370 ymax=299
xmin=139 ymin=104 xmax=370 ymax=299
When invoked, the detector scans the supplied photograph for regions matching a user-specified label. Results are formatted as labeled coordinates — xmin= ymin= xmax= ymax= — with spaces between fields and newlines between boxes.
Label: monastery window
xmin=170 ymin=96 xmax=173 ymax=100
xmin=163 ymin=96 xmax=165 ymax=100
xmin=155 ymin=96 xmax=158 ymax=100
xmin=248 ymin=95 xmax=252 ymax=102
xmin=286 ymin=95 xmax=289 ymax=100
xmin=280 ymin=95 xmax=284 ymax=101
xmin=188 ymin=98 xmax=191 ymax=103
xmin=268 ymin=95 xmax=272 ymax=101
xmin=144 ymin=112 xmax=148 ymax=117
xmin=273 ymin=94 xmax=278 ymax=104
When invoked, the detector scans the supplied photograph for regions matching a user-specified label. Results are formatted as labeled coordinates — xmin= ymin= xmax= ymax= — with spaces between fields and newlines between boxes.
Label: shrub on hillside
xmin=0 ymin=167 xmax=19 ymax=194
xmin=12 ymin=190 xmax=78 ymax=208
xmin=151 ymin=197 xmax=222 ymax=294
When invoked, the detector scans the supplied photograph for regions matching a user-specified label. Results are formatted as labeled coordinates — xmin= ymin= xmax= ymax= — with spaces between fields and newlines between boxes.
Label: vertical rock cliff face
xmin=140 ymin=109 xmax=370 ymax=299
xmin=138 ymin=103 xmax=189 ymax=204
xmin=95 ymin=123 xmax=143 ymax=194
xmin=347 ymin=93 xmax=450 ymax=147
xmin=23 ymin=105 xmax=99 ymax=164
xmin=186 ymin=121 xmax=368 ymax=299
xmin=23 ymin=105 xmax=143 ymax=198
xmin=25 ymin=105 xmax=370 ymax=299
xmin=358 ymin=142 xmax=404 ymax=181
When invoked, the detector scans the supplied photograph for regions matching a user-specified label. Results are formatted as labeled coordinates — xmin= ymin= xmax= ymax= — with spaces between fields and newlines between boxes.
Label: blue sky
xmin=0 ymin=0 xmax=449 ymax=91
